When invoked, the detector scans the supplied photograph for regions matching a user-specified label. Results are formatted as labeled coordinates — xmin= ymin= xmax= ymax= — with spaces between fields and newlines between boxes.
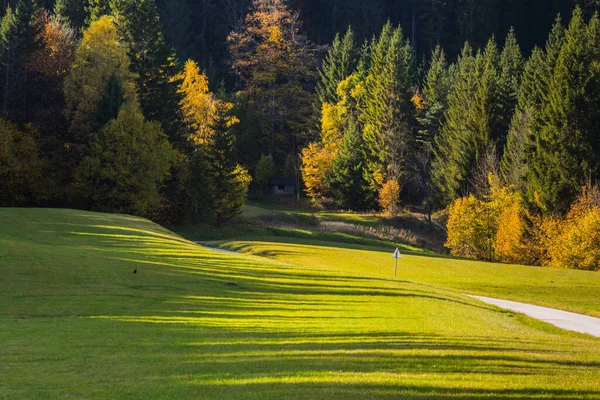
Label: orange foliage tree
xmin=378 ymin=180 xmax=401 ymax=216
xmin=28 ymin=10 xmax=77 ymax=79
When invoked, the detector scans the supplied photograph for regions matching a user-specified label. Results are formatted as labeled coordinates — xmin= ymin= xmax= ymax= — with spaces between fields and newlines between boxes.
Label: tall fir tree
xmin=316 ymin=25 xmax=358 ymax=106
xmin=54 ymin=0 xmax=89 ymax=29
xmin=110 ymin=0 xmax=181 ymax=142
xmin=0 ymin=0 xmax=40 ymax=123
xmin=495 ymin=28 xmax=524 ymax=153
xmin=431 ymin=43 xmax=478 ymax=204
xmin=502 ymin=18 xmax=565 ymax=191
xmin=527 ymin=8 xmax=600 ymax=214
xmin=359 ymin=22 xmax=415 ymax=191
xmin=414 ymin=44 xmax=452 ymax=216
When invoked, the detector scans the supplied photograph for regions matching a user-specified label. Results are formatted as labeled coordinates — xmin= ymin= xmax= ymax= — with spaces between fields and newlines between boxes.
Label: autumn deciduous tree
xmin=64 ymin=16 xmax=135 ymax=142
xmin=175 ymin=60 xmax=219 ymax=146
xmin=28 ymin=10 xmax=76 ymax=79
xmin=176 ymin=58 xmax=249 ymax=224
xmin=378 ymin=179 xmax=401 ymax=216
xmin=545 ymin=185 xmax=600 ymax=271
xmin=228 ymin=0 xmax=319 ymax=165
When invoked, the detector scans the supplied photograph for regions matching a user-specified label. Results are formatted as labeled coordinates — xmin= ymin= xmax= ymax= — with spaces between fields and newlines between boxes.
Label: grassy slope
xmin=1 ymin=208 xmax=600 ymax=399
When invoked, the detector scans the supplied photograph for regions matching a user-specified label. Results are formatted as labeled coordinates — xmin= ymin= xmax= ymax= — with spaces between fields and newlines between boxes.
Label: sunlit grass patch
xmin=1 ymin=208 xmax=600 ymax=399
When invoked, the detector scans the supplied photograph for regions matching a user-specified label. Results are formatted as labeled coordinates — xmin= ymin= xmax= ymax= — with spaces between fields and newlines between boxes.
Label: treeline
xmin=3 ymin=0 xmax=597 ymax=76
xmin=303 ymin=7 xmax=600 ymax=270
xmin=0 ymin=0 xmax=250 ymax=224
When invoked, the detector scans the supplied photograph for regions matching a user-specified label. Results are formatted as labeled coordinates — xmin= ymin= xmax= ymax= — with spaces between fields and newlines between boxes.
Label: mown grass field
xmin=2 ymin=208 xmax=600 ymax=399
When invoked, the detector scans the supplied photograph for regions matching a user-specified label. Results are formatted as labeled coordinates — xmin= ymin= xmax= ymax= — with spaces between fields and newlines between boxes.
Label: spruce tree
xmin=110 ymin=0 xmax=180 ymax=141
xmin=495 ymin=28 xmax=524 ymax=152
xmin=54 ymin=0 xmax=89 ymax=29
xmin=328 ymin=115 xmax=374 ymax=210
xmin=210 ymin=104 xmax=250 ymax=226
xmin=502 ymin=18 xmax=565 ymax=190
xmin=0 ymin=0 xmax=39 ymax=122
xmin=316 ymin=26 xmax=358 ymax=106
xmin=414 ymin=45 xmax=452 ymax=215
xmin=360 ymin=22 xmax=414 ymax=190
xmin=431 ymin=43 xmax=478 ymax=204
xmin=527 ymin=8 xmax=600 ymax=214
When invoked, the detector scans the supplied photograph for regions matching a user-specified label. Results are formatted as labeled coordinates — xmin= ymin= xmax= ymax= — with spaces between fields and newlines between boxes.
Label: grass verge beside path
xmin=2 ymin=208 xmax=600 ymax=399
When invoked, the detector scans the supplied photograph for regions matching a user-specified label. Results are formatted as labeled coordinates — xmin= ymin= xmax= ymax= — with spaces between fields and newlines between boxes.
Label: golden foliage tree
xmin=27 ymin=10 xmax=76 ymax=79
xmin=378 ymin=180 xmax=401 ymax=216
xmin=176 ymin=59 xmax=238 ymax=146
xmin=228 ymin=0 xmax=318 ymax=163
xmin=64 ymin=16 xmax=136 ymax=141
xmin=545 ymin=185 xmax=600 ymax=271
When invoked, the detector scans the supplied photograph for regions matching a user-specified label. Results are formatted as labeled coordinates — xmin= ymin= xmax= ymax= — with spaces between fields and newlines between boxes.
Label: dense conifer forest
xmin=1 ymin=0 xmax=599 ymax=269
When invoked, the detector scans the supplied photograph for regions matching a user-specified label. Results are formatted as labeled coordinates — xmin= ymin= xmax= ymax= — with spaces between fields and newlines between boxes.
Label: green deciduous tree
xmin=74 ymin=102 xmax=175 ymax=216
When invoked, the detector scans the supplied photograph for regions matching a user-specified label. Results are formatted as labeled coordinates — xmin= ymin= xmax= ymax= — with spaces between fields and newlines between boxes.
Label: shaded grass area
xmin=217 ymin=238 xmax=600 ymax=318
xmin=2 ymin=208 xmax=600 ymax=399
xmin=174 ymin=203 xmax=445 ymax=253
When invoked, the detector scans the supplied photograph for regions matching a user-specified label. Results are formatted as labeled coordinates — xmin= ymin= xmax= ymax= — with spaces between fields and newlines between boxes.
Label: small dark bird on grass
xmin=133 ymin=269 xmax=137 ymax=274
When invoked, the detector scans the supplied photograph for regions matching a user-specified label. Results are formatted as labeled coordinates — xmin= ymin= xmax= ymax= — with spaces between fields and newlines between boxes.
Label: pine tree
xmin=527 ymin=8 xmax=600 ymax=214
xmin=54 ymin=0 xmax=89 ymax=29
xmin=110 ymin=0 xmax=180 ymax=141
xmin=316 ymin=26 xmax=358 ymax=106
xmin=0 ymin=0 xmax=40 ymax=122
xmin=328 ymin=114 xmax=373 ymax=210
xmin=360 ymin=22 xmax=414 ymax=191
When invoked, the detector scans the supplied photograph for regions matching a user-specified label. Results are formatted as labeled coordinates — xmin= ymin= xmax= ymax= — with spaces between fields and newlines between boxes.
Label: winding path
xmin=471 ymin=295 xmax=600 ymax=337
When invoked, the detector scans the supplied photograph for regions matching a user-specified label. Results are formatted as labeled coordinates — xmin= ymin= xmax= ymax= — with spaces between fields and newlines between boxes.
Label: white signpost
xmin=392 ymin=248 xmax=402 ymax=278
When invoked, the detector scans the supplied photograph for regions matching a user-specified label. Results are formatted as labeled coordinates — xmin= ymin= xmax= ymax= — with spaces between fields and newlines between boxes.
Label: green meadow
xmin=2 ymin=208 xmax=600 ymax=399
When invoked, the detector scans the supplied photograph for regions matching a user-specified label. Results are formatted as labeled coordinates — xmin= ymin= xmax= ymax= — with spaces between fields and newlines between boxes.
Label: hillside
xmin=1 ymin=208 xmax=600 ymax=399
